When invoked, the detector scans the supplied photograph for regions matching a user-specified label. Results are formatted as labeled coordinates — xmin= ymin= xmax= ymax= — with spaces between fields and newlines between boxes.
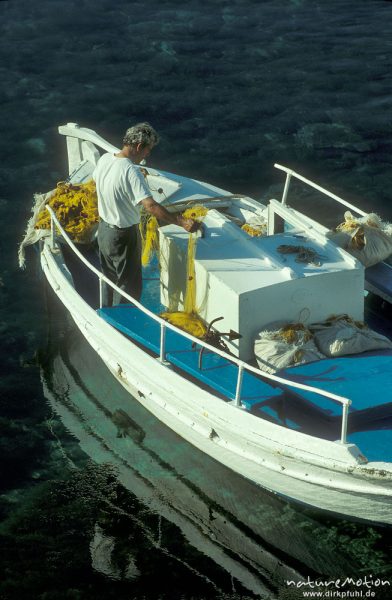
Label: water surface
xmin=1 ymin=1 xmax=392 ymax=598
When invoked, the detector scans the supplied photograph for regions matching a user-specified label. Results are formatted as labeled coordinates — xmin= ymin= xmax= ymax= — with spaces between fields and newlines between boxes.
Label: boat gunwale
xmin=44 ymin=203 xmax=354 ymax=447
xmin=32 ymin=123 xmax=392 ymax=525
xmin=41 ymin=243 xmax=392 ymax=509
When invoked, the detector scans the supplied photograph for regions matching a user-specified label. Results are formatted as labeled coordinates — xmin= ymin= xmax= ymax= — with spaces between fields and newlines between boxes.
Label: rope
xmin=277 ymin=244 xmax=321 ymax=266
xmin=18 ymin=188 xmax=55 ymax=268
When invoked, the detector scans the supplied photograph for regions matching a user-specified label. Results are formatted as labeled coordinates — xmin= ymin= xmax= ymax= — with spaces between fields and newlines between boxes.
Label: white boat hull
xmin=41 ymin=242 xmax=392 ymax=525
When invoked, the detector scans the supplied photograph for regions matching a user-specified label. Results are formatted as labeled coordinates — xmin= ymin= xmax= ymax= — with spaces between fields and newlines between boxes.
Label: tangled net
xmin=276 ymin=322 xmax=313 ymax=344
xmin=278 ymin=244 xmax=321 ymax=265
xmin=160 ymin=310 xmax=207 ymax=338
xmin=35 ymin=180 xmax=98 ymax=244
xmin=182 ymin=205 xmax=209 ymax=220
xmin=321 ymin=313 xmax=367 ymax=330
xmin=139 ymin=215 xmax=159 ymax=267
xmin=335 ymin=212 xmax=386 ymax=251
xmin=241 ymin=223 xmax=266 ymax=237
xmin=160 ymin=206 xmax=209 ymax=339
xmin=139 ymin=204 xmax=209 ymax=268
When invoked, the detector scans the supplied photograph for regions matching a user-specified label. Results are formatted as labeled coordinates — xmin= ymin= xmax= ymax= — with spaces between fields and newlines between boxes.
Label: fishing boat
xmin=39 ymin=304 xmax=373 ymax=591
xmin=22 ymin=123 xmax=392 ymax=525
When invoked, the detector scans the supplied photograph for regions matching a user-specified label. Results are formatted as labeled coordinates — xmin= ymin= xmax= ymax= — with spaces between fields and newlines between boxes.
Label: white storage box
xmin=159 ymin=210 xmax=364 ymax=361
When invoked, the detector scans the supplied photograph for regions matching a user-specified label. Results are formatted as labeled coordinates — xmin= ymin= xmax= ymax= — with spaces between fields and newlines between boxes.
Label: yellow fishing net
xmin=160 ymin=205 xmax=208 ymax=339
xmin=139 ymin=215 xmax=159 ymax=266
xmin=140 ymin=204 xmax=209 ymax=268
xmin=160 ymin=310 xmax=207 ymax=338
xmin=323 ymin=314 xmax=366 ymax=330
xmin=278 ymin=323 xmax=313 ymax=344
xmin=335 ymin=214 xmax=365 ymax=250
xmin=335 ymin=212 xmax=384 ymax=251
xmin=241 ymin=223 xmax=265 ymax=237
xmin=337 ymin=213 xmax=382 ymax=233
xmin=183 ymin=231 xmax=197 ymax=314
xmin=35 ymin=180 xmax=98 ymax=243
xmin=182 ymin=205 xmax=209 ymax=220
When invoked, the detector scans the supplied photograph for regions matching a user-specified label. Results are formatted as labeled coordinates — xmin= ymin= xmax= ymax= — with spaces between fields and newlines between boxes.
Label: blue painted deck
xmin=366 ymin=262 xmax=392 ymax=301
xmin=97 ymin=304 xmax=283 ymax=408
xmin=278 ymin=351 xmax=392 ymax=416
xmin=279 ymin=353 xmax=392 ymax=463
xmin=348 ymin=428 xmax=392 ymax=463
xmin=97 ymin=296 xmax=392 ymax=463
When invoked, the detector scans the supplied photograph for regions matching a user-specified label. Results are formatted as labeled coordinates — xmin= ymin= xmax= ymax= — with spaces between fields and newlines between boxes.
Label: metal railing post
xmin=160 ymin=322 xmax=167 ymax=363
xmin=340 ymin=402 xmax=350 ymax=444
xmin=267 ymin=202 xmax=277 ymax=236
xmin=281 ymin=171 xmax=292 ymax=205
xmin=234 ymin=363 xmax=244 ymax=407
xmin=274 ymin=163 xmax=368 ymax=217
xmin=99 ymin=276 xmax=104 ymax=309
xmin=50 ymin=214 xmax=56 ymax=250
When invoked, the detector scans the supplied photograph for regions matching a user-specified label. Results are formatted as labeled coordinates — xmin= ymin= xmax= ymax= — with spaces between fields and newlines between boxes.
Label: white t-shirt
xmin=93 ymin=153 xmax=151 ymax=227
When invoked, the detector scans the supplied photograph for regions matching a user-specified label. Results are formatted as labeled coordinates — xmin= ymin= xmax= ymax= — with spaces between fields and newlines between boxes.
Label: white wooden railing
xmin=46 ymin=205 xmax=352 ymax=444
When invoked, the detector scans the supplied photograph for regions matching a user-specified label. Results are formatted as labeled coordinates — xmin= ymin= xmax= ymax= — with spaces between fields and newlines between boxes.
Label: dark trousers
xmin=97 ymin=221 xmax=142 ymax=307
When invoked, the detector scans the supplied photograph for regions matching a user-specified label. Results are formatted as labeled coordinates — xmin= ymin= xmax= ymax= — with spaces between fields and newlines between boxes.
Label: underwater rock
xmin=295 ymin=122 xmax=376 ymax=156
xmin=0 ymin=417 xmax=45 ymax=489
xmin=90 ymin=523 xmax=121 ymax=580
xmin=26 ymin=137 xmax=46 ymax=155
xmin=124 ymin=555 xmax=141 ymax=581
xmin=156 ymin=40 xmax=177 ymax=57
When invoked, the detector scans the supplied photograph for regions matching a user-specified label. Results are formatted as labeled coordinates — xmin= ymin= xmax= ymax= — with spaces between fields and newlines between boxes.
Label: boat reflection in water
xmin=40 ymin=287 xmax=391 ymax=598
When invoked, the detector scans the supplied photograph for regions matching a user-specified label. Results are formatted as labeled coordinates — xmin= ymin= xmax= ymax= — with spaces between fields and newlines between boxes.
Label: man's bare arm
xmin=141 ymin=197 xmax=200 ymax=233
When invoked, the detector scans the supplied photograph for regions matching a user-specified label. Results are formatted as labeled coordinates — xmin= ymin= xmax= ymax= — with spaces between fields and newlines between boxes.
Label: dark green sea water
xmin=1 ymin=1 xmax=392 ymax=598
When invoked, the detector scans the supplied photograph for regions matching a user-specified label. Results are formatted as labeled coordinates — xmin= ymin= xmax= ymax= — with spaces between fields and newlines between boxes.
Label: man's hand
xmin=141 ymin=197 xmax=201 ymax=234
xmin=177 ymin=215 xmax=200 ymax=233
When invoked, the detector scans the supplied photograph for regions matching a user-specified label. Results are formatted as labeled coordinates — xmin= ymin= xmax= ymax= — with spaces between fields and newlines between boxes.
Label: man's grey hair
xmin=122 ymin=122 xmax=160 ymax=148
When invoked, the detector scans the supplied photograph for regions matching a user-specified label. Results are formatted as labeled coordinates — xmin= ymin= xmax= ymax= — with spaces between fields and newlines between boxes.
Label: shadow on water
xmin=11 ymin=282 xmax=389 ymax=599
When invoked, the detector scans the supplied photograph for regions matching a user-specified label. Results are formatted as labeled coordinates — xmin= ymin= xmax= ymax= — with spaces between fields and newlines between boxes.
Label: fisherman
xmin=93 ymin=122 xmax=199 ymax=306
